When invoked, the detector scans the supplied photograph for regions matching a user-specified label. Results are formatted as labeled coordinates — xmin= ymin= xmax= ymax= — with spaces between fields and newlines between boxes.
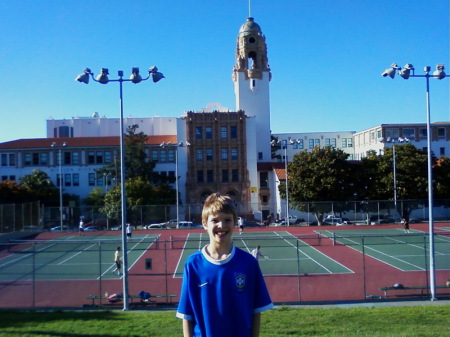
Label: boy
xmin=176 ymin=193 xmax=273 ymax=337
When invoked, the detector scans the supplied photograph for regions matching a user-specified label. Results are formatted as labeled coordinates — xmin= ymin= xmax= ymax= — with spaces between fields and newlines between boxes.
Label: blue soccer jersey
xmin=176 ymin=245 xmax=273 ymax=337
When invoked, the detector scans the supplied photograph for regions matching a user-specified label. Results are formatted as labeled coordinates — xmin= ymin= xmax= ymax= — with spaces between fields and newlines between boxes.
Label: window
xmin=41 ymin=153 xmax=48 ymax=166
xmin=403 ymin=128 xmax=415 ymax=140
xmin=197 ymin=170 xmax=204 ymax=183
xmin=64 ymin=152 xmax=71 ymax=165
xmin=58 ymin=126 xmax=70 ymax=137
xmin=160 ymin=150 xmax=167 ymax=163
xmin=96 ymin=174 xmax=103 ymax=186
xmin=168 ymin=149 xmax=175 ymax=163
xmin=195 ymin=127 xmax=202 ymax=140
xmin=347 ymin=138 xmax=353 ymax=147
xmin=297 ymin=140 xmax=304 ymax=149
xmin=315 ymin=139 xmax=320 ymax=147
xmin=152 ymin=150 xmax=159 ymax=162
xmin=205 ymin=126 xmax=213 ymax=139
xmin=221 ymin=148 xmax=228 ymax=160
xmin=220 ymin=126 xmax=227 ymax=139
xmin=1 ymin=154 xmax=7 ymax=166
xmin=437 ymin=127 xmax=446 ymax=140
xmin=258 ymin=152 xmax=263 ymax=160
xmin=325 ymin=138 xmax=330 ymax=146
xmin=72 ymin=152 xmax=79 ymax=165
xmin=88 ymin=173 xmax=96 ymax=186
xmin=222 ymin=170 xmax=229 ymax=182
xmin=342 ymin=138 xmax=348 ymax=148
xmin=9 ymin=154 xmax=15 ymax=166
xmin=440 ymin=147 xmax=446 ymax=156
xmin=88 ymin=151 xmax=95 ymax=164
xmin=96 ymin=151 xmax=103 ymax=164
xmin=386 ymin=128 xmax=400 ymax=140
xmin=24 ymin=153 xmax=31 ymax=166
xmin=32 ymin=153 xmax=39 ymax=165
xmin=419 ymin=128 xmax=427 ymax=139
xmin=231 ymin=148 xmax=238 ymax=160
xmin=230 ymin=125 xmax=237 ymax=138
xmin=206 ymin=148 xmax=213 ymax=161
xmin=196 ymin=149 xmax=203 ymax=161
xmin=260 ymin=171 xmax=268 ymax=188
xmin=105 ymin=151 xmax=111 ymax=164
xmin=207 ymin=170 xmax=214 ymax=183
xmin=73 ymin=173 xmax=79 ymax=186
xmin=308 ymin=139 xmax=314 ymax=149
xmin=232 ymin=169 xmax=239 ymax=182
xmin=65 ymin=174 xmax=71 ymax=186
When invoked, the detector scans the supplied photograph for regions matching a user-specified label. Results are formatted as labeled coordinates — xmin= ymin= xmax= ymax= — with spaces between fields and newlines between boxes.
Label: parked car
xmin=84 ymin=226 xmax=100 ymax=232
xmin=84 ymin=219 xmax=108 ymax=229
xmin=177 ymin=221 xmax=202 ymax=229
xmin=50 ymin=225 xmax=69 ymax=232
xmin=146 ymin=223 xmax=166 ymax=229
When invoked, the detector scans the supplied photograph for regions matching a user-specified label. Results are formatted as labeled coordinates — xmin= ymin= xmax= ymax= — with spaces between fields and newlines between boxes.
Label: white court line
xmin=335 ymin=235 xmax=425 ymax=271
xmin=274 ymin=231 xmax=333 ymax=274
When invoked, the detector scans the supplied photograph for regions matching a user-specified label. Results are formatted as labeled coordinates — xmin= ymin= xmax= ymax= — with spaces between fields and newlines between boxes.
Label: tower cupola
xmin=233 ymin=17 xmax=271 ymax=81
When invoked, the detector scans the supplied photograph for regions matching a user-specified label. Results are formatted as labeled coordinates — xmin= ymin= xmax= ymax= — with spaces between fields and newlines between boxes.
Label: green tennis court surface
xmin=317 ymin=228 xmax=450 ymax=272
xmin=174 ymin=231 xmax=353 ymax=277
xmin=0 ymin=234 xmax=160 ymax=281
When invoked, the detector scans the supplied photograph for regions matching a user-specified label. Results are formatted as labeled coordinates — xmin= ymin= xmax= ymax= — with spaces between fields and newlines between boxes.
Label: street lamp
xmin=76 ymin=66 xmax=164 ymax=310
xmin=382 ymin=63 xmax=448 ymax=301
xmin=51 ymin=142 xmax=67 ymax=231
xmin=271 ymin=138 xmax=300 ymax=226
xmin=160 ymin=141 xmax=190 ymax=228
xmin=381 ymin=137 xmax=410 ymax=207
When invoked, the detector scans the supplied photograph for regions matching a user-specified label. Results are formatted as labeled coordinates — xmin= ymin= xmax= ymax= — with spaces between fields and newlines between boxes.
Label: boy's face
xmin=203 ymin=211 xmax=235 ymax=245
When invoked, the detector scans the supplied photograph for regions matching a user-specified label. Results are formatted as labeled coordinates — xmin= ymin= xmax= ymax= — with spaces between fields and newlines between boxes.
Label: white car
xmin=146 ymin=223 xmax=166 ymax=229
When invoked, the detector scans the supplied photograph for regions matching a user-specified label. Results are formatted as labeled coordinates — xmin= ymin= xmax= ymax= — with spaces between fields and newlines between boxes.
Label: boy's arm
xmin=182 ymin=319 xmax=194 ymax=337
xmin=251 ymin=312 xmax=261 ymax=337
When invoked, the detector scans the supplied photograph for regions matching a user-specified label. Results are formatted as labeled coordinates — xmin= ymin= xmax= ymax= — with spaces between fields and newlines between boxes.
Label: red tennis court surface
xmin=0 ymin=223 xmax=449 ymax=308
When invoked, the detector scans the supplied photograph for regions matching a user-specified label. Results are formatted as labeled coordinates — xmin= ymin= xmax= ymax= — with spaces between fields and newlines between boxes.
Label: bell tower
xmin=233 ymin=17 xmax=271 ymax=162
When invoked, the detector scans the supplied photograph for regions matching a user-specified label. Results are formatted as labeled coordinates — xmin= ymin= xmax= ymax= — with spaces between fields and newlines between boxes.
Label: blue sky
xmin=0 ymin=0 xmax=448 ymax=143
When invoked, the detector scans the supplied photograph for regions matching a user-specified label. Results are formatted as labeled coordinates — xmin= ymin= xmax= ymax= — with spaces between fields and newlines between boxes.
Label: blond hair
xmin=202 ymin=193 xmax=237 ymax=224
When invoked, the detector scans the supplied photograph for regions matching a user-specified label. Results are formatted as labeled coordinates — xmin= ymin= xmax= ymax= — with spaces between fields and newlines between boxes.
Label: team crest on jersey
xmin=234 ymin=272 xmax=246 ymax=291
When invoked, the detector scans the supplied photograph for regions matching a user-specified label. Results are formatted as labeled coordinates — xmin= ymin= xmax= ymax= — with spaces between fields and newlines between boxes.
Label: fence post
xmin=296 ymin=239 xmax=301 ymax=302
xmin=362 ymin=236 xmax=367 ymax=299
xmin=99 ymin=241 xmax=103 ymax=305
xmin=33 ymin=242 xmax=36 ymax=307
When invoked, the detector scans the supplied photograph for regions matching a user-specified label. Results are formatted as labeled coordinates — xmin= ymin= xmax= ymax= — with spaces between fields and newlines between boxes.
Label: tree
xmin=0 ymin=180 xmax=34 ymax=203
xmin=361 ymin=143 xmax=431 ymax=220
xmin=19 ymin=169 xmax=59 ymax=205
xmin=433 ymin=156 xmax=450 ymax=199
xmin=83 ymin=187 xmax=106 ymax=207
xmin=286 ymin=146 xmax=355 ymax=225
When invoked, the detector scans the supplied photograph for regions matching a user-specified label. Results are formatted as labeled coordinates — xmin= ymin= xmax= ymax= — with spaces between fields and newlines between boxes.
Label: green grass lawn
xmin=0 ymin=305 xmax=448 ymax=337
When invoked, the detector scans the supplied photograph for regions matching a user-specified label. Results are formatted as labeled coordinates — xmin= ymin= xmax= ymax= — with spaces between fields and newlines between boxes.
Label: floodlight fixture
xmin=381 ymin=63 xmax=399 ymax=78
xmin=399 ymin=64 xmax=414 ymax=79
xmin=130 ymin=67 xmax=142 ymax=84
xmin=96 ymin=68 xmax=109 ymax=84
xmin=75 ymin=68 xmax=92 ymax=84
xmin=433 ymin=64 xmax=446 ymax=80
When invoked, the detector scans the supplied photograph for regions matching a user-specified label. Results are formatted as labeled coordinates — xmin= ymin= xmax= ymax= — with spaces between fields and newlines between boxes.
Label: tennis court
xmin=0 ymin=234 xmax=160 ymax=281
xmin=317 ymin=228 xmax=450 ymax=272
xmin=173 ymin=231 xmax=353 ymax=277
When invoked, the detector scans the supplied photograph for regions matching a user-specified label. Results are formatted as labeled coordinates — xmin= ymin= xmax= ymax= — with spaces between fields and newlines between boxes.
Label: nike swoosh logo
xmin=198 ymin=282 xmax=208 ymax=287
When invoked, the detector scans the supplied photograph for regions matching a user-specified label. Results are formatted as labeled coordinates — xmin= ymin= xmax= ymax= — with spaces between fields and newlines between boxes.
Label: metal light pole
xmin=160 ymin=141 xmax=189 ymax=228
xmin=382 ymin=63 xmax=448 ymax=301
xmin=271 ymin=138 xmax=301 ymax=226
xmin=51 ymin=142 xmax=66 ymax=231
xmin=76 ymin=66 xmax=164 ymax=310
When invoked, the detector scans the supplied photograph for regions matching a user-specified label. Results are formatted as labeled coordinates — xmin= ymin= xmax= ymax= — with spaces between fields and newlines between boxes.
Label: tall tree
xmin=286 ymin=146 xmax=354 ymax=225
xmin=0 ymin=180 xmax=34 ymax=203
xmin=19 ymin=169 xmax=59 ymax=205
